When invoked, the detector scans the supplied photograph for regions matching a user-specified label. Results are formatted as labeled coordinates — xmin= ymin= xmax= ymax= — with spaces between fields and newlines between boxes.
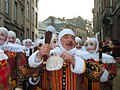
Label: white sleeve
xmin=28 ymin=51 xmax=43 ymax=68
xmin=71 ymin=56 xmax=86 ymax=74
xmin=100 ymin=69 xmax=109 ymax=82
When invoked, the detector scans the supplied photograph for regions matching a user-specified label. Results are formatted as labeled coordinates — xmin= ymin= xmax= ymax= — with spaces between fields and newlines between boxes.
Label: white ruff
xmin=0 ymin=49 xmax=8 ymax=61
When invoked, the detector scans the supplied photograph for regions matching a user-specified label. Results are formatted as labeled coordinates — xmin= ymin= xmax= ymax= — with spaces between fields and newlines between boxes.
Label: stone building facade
xmin=41 ymin=16 xmax=93 ymax=41
xmin=93 ymin=0 xmax=120 ymax=41
xmin=0 ymin=0 xmax=39 ymax=41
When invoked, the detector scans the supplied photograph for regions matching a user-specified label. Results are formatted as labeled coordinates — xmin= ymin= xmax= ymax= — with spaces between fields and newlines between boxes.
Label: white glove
xmin=15 ymin=88 xmax=23 ymax=90
xmin=29 ymin=76 xmax=40 ymax=85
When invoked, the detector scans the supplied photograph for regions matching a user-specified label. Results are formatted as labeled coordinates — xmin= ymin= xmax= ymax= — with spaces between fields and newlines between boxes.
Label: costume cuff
xmin=100 ymin=69 xmax=109 ymax=82
xmin=15 ymin=88 xmax=23 ymax=90
xmin=71 ymin=56 xmax=86 ymax=74
xmin=28 ymin=51 xmax=43 ymax=68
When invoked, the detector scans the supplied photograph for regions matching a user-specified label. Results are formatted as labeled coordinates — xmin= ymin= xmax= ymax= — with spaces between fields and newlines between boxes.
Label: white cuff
xmin=15 ymin=88 xmax=23 ymax=90
xmin=71 ymin=56 xmax=85 ymax=74
xmin=28 ymin=51 xmax=43 ymax=68
xmin=29 ymin=77 xmax=40 ymax=85
xmin=100 ymin=69 xmax=109 ymax=82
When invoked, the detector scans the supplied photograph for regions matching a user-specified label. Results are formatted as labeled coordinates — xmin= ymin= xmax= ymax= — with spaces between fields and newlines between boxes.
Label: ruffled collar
xmin=0 ymin=49 xmax=8 ymax=61
xmin=2 ymin=43 xmax=24 ymax=52
xmin=85 ymin=52 xmax=115 ymax=63
xmin=50 ymin=46 xmax=77 ymax=55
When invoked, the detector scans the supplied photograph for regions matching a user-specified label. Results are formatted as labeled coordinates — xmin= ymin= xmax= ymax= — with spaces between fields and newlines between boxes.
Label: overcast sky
xmin=38 ymin=0 xmax=94 ymax=22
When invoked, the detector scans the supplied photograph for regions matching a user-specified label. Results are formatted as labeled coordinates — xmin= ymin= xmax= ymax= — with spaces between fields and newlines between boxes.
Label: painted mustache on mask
xmin=66 ymin=42 xmax=74 ymax=46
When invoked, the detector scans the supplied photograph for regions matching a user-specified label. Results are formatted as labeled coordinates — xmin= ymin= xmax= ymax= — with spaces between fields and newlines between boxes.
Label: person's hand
xmin=60 ymin=51 xmax=75 ymax=65
xmin=99 ymin=64 xmax=105 ymax=72
xmin=37 ymin=44 xmax=51 ymax=58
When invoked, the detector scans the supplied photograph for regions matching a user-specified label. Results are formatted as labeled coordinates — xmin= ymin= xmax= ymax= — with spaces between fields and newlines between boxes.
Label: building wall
xmin=75 ymin=26 xmax=87 ymax=41
xmin=24 ymin=0 xmax=39 ymax=41
xmin=93 ymin=0 xmax=120 ymax=41
xmin=0 ymin=0 xmax=39 ymax=41
xmin=112 ymin=1 xmax=120 ymax=40
xmin=4 ymin=0 xmax=25 ymax=40
xmin=42 ymin=16 xmax=92 ymax=41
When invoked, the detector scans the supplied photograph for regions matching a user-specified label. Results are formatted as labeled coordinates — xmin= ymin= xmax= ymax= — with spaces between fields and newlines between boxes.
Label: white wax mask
xmin=85 ymin=41 xmax=96 ymax=54
xmin=0 ymin=31 xmax=7 ymax=45
xmin=8 ymin=35 xmax=16 ymax=44
xmin=25 ymin=41 xmax=32 ymax=48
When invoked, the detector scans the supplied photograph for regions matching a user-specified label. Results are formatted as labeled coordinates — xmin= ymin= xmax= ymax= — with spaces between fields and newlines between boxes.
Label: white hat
xmin=58 ymin=28 xmax=75 ymax=51
xmin=0 ymin=27 xmax=8 ymax=34
xmin=75 ymin=37 xmax=82 ymax=42
xmin=26 ymin=39 xmax=32 ymax=42
xmin=0 ymin=27 xmax=8 ymax=35
xmin=15 ymin=38 xmax=21 ymax=45
xmin=23 ymin=39 xmax=32 ymax=47
xmin=8 ymin=31 xmax=16 ymax=38
xmin=46 ymin=25 xmax=56 ymax=35
xmin=84 ymin=37 xmax=99 ymax=53
xmin=33 ymin=38 xmax=45 ymax=48
xmin=0 ymin=27 xmax=8 ymax=45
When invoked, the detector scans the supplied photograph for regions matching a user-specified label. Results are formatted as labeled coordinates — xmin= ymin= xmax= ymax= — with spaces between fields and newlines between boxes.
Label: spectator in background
xmin=109 ymin=39 xmax=120 ymax=49
xmin=102 ymin=45 xmax=112 ymax=55
xmin=15 ymin=38 xmax=22 ymax=45
xmin=112 ymin=46 xmax=120 ymax=90
xmin=6 ymin=31 xmax=16 ymax=44
xmin=75 ymin=37 xmax=86 ymax=51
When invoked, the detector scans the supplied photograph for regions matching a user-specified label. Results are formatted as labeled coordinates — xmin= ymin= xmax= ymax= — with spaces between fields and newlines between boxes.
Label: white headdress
xmin=0 ymin=27 xmax=8 ymax=36
xmin=33 ymin=38 xmax=44 ymax=48
xmin=8 ymin=31 xmax=16 ymax=38
xmin=15 ymin=38 xmax=21 ymax=45
xmin=84 ymin=37 xmax=99 ymax=54
xmin=46 ymin=25 xmax=56 ymax=35
xmin=0 ymin=27 xmax=8 ymax=45
xmin=6 ymin=31 xmax=16 ymax=44
xmin=75 ymin=37 xmax=82 ymax=43
xmin=58 ymin=28 xmax=75 ymax=52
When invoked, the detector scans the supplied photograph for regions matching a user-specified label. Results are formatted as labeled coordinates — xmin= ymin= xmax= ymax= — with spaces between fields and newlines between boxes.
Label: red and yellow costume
xmin=0 ymin=50 xmax=10 ymax=90
xmin=84 ymin=58 xmax=116 ymax=90
xmin=41 ymin=62 xmax=85 ymax=90
xmin=4 ymin=50 xmax=27 ymax=89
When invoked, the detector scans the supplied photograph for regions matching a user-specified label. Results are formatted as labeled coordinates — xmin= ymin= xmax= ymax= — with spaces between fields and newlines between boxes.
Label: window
xmin=14 ymin=1 xmax=18 ymax=21
xmin=35 ymin=12 xmax=38 ymax=27
xmin=36 ymin=0 xmax=38 ymax=8
xmin=20 ymin=33 xmax=23 ymax=40
xmin=32 ymin=32 xmax=34 ymax=41
xmin=35 ymin=0 xmax=38 ymax=7
xmin=5 ymin=0 xmax=9 ymax=14
xmin=21 ymin=8 xmax=24 ymax=25
xmin=26 ymin=28 xmax=29 ymax=38
xmin=32 ymin=7 xmax=34 ymax=24
xmin=26 ymin=1 xmax=29 ymax=19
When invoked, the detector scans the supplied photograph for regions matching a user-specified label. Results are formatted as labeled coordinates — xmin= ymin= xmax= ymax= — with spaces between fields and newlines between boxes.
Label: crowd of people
xmin=0 ymin=25 xmax=120 ymax=90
